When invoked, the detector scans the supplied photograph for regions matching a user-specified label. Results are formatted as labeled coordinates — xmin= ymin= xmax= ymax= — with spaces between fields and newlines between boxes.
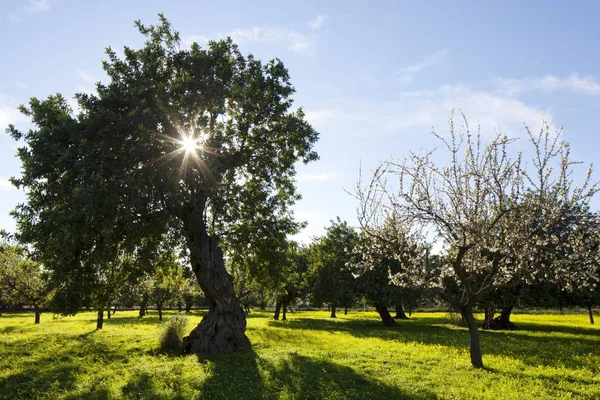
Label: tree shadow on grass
xmin=0 ymin=331 xmax=135 ymax=399
xmin=0 ymin=358 xmax=80 ymax=400
xmin=261 ymin=353 xmax=434 ymax=399
xmin=507 ymin=320 xmax=599 ymax=337
xmin=121 ymin=372 xmax=195 ymax=400
xmin=267 ymin=315 xmax=600 ymax=371
xmin=195 ymin=349 xmax=268 ymax=400
xmin=196 ymin=348 xmax=433 ymax=400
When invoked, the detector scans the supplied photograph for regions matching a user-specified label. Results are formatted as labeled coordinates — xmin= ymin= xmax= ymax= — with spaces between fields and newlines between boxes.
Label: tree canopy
xmin=7 ymin=14 xmax=319 ymax=354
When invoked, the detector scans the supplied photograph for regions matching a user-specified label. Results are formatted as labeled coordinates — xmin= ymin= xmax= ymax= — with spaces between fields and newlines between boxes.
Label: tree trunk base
xmin=483 ymin=306 xmax=516 ymax=330
xmin=484 ymin=316 xmax=517 ymax=330
xmin=184 ymin=305 xmax=250 ymax=355
xmin=375 ymin=303 xmax=396 ymax=327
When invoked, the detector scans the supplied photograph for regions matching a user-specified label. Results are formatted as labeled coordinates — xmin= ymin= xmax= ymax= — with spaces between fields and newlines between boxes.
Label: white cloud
xmin=306 ymin=83 xmax=552 ymax=139
xmin=7 ymin=0 xmax=53 ymax=21
xmin=182 ymin=35 xmax=211 ymax=47
xmin=395 ymin=49 xmax=449 ymax=84
xmin=229 ymin=27 xmax=314 ymax=53
xmin=310 ymin=15 xmax=328 ymax=30
xmin=0 ymin=179 xmax=16 ymax=191
xmin=297 ymin=171 xmax=340 ymax=182
xmin=28 ymin=0 xmax=53 ymax=13
xmin=493 ymin=74 xmax=600 ymax=96
xmin=183 ymin=24 xmax=316 ymax=54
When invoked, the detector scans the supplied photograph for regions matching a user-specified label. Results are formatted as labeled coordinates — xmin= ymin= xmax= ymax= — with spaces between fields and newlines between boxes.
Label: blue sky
xmin=1 ymin=0 xmax=600 ymax=242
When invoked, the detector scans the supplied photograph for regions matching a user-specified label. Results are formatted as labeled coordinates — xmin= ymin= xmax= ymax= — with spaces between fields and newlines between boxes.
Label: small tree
xmin=308 ymin=219 xmax=359 ymax=318
xmin=272 ymin=244 xmax=311 ymax=321
xmin=0 ymin=244 xmax=51 ymax=324
xmin=349 ymin=217 xmax=435 ymax=326
xmin=141 ymin=250 xmax=186 ymax=321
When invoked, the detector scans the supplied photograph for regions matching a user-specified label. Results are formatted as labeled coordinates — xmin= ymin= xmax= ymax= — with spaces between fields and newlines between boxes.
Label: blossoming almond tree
xmin=356 ymin=114 xmax=597 ymax=368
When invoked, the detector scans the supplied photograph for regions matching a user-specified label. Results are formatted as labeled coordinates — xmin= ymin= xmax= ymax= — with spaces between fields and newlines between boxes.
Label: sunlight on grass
xmin=0 ymin=310 xmax=598 ymax=399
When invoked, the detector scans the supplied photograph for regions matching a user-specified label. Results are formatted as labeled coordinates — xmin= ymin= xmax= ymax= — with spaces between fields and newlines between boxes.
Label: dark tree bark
xmin=588 ymin=305 xmax=595 ymax=325
xmin=158 ymin=304 xmax=163 ymax=321
xmin=107 ymin=304 xmax=111 ymax=320
xmin=259 ymin=301 xmax=267 ymax=311
xmin=96 ymin=309 xmax=104 ymax=330
xmin=112 ymin=304 xmax=117 ymax=316
xmin=330 ymin=305 xmax=337 ymax=318
xmin=34 ymin=306 xmax=41 ymax=324
xmin=460 ymin=304 xmax=484 ymax=369
xmin=185 ymin=300 xmax=193 ymax=313
xmin=374 ymin=303 xmax=396 ymax=327
xmin=344 ymin=306 xmax=348 ymax=315
xmin=482 ymin=303 xmax=495 ymax=329
xmin=139 ymin=294 xmax=148 ymax=317
xmin=500 ymin=305 xmax=512 ymax=322
xmin=408 ymin=303 xmax=413 ymax=317
xmin=282 ymin=304 xmax=288 ymax=321
xmin=182 ymin=210 xmax=250 ymax=354
xmin=484 ymin=305 xmax=516 ymax=330
xmin=394 ymin=303 xmax=409 ymax=320
xmin=178 ymin=301 xmax=182 ymax=313
xmin=274 ymin=302 xmax=282 ymax=320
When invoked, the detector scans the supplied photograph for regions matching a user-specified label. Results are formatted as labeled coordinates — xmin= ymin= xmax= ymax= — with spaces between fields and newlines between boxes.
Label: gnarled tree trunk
xmin=374 ymin=302 xmax=396 ymax=327
xmin=394 ymin=303 xmax=408 ymax=320
xmin=460 ymin=304 xmax=483 ymax=369
xmin=330 ymin=305 xmax=337 ymax=318
xmin=183 ymin=211 xmax=250 ymax=354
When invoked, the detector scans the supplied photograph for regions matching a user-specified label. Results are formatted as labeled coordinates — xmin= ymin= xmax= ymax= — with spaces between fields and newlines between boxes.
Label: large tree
xmin=356 ymin=117 xmax=597 ymax=368
xmin=7 ymin=15 xmax=318 ymax=354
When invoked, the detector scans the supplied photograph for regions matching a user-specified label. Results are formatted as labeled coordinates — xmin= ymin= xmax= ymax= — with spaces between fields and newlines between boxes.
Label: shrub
xmin=159 ymin=314 xmax=188 ymax=354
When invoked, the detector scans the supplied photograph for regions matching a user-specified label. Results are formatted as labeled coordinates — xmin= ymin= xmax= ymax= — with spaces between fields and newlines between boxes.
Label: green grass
xmin=0 ymin=310 xmax=598 ymax=399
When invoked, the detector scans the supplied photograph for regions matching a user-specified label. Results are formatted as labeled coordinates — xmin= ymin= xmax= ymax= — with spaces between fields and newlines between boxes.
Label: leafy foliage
xmin=0 ymin=244 xmax=50 ymax=322
xmin=7 ymin=14 xmax=318 ymax=351
xmin=308 ymin=219 xmax=359 ymax=311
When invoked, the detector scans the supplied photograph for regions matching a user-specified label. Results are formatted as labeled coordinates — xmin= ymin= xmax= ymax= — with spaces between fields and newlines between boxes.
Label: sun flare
xmin=181 ymin=136 xmax=199 ymax=153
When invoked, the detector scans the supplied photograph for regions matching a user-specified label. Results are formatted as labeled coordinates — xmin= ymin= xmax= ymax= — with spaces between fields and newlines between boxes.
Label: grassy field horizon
xmin=1 ymin=309 xmax=598 ymax=399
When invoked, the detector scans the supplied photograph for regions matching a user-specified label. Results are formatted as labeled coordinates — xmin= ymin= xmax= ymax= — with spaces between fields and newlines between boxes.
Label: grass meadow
xmin=0 ymin=310 xmax=598 ymax=399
